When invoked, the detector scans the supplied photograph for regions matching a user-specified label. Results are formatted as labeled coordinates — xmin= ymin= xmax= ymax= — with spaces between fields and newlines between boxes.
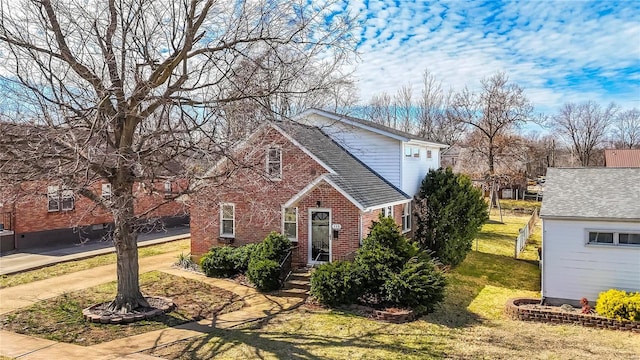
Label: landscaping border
xmin=505 ymin=298 xmax=640 ymax=332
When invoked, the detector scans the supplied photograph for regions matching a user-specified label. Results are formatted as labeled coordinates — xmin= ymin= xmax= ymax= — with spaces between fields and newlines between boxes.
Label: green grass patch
xmin=0 ymin=239 xmax=189 ymax=289
xmin=496 ymin=199 xmax=541 ymax=212
xmin=0 ymin=270 xmax=243 ymax=345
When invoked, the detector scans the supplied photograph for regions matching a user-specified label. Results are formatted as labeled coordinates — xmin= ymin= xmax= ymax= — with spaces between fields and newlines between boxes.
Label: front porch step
xmin=282 ymin=270 xmax=311 ymax=296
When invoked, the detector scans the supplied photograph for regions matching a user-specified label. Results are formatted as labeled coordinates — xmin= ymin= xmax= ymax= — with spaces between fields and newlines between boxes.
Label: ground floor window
xmin=220 ymin=203 xmax=235 ymax=237
xmin=382 ymin=205 xmax=393 ymax=218
xmin=588 ymin=231 xmax=640 ymax=246
xmin=283 ymin=207 xmax=297 ymax=242
xmin=402 ymin=202 xmax=411 ymax=232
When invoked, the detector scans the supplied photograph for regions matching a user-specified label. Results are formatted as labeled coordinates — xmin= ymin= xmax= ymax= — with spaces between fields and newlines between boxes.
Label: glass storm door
xmin=310 ymin=210 xmax=330 ymax=263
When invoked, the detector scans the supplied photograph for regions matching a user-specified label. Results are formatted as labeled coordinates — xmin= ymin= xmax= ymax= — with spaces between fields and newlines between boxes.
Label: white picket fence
xmin=515 ymin=208 xmax=538 ymax=258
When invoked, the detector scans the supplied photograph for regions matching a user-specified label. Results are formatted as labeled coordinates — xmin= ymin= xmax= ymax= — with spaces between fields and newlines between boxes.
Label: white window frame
xmin=404 ymin=146 xmax=412 ymax=157
xmin=220 ymin=203 xmax=235 ymax=238
xmin=382 ymin=205 xmax=393 ymax=218
xmin=404 ymin=146 xmax=420 ymax=158
xmin=586 ymin=230 xmax=640 ymax=247
xmin=283 ymin=207 xmax=298 ymax=242
xmin=101 ymin=183 xmax=112 ymax=200
xmin=426 ymin=149 xmax=432 ymax=159
xmin=48 ymin=185 xmax=60 ymax=212
xmin=60 ymin=189 xmax=74 ymax=211
xmin=266 ymin=146 xmax=282 ymax=180
xmin=402 ymin=202 xmax=411 ymax=233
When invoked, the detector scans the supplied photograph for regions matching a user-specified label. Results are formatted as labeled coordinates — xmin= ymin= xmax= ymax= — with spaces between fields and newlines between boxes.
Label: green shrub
xmin=596 ymin=289 xmax=640 ymax=322
xmin=310 ymin=261 xmax=361 ymax=306
xmin=382 ymin=256 xmax=446 ymax=314
xmin=414 ymin=168 xmax=488 ymax=267
xmin=231 ymin=243 xmax=258 ymax=273
xmin=254 ymin=231 xmax=292 ymax=263
xmin=200 ymin=246 xmax=238 ymax=277
xmin=247 ymin=258 xmax=281 ymax=292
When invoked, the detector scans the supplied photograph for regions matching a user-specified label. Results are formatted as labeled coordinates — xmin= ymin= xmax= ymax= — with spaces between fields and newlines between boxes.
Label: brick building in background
xmin=0 ymin=180 xmax=188 ymax=252
xmin=190 ymin=109 xmax=447 ymax=266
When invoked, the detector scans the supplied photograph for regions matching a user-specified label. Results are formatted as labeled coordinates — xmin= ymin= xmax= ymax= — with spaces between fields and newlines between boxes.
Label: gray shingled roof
xmin=540 ymin=168 xmax=640 ymax=220
xmin=275 ymin=121 xmax=410 ymax=209
xmin=304 ymin=108 xmax=449 ymax=147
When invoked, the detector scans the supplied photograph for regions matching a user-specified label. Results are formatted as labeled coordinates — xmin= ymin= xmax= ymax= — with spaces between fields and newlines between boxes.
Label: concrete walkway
xmin=0 ymin=227 xmax=190 ymax=275
xmin=0 ymin=250 xmax=307 ymax=359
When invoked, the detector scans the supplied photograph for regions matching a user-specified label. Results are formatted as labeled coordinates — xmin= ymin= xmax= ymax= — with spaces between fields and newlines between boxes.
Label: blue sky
xmin=340 ymin=0 xmax=640 ymax=114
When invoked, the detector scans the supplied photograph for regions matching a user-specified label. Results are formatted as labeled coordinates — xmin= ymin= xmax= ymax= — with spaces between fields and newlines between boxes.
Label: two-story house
xmin=190 ymin=109 xmax=448 ymax=265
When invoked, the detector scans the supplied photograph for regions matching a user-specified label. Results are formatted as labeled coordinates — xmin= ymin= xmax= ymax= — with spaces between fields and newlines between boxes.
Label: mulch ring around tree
xmin=0 ymin=271 xmax=245 ymax=345
xmin=82 ymin=296 xmax=176 ymax=324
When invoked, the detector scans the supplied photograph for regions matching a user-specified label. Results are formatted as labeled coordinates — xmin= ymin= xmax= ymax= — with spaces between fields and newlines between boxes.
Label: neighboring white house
xmin=296 ymin=108 xmax=447 ymax=197
xmin=540 ymin=168 xmax=640 ymax=306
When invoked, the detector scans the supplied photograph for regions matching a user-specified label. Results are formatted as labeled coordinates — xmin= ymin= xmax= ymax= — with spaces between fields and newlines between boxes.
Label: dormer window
xmin=267 ymin=147 xmax=282 ymax=180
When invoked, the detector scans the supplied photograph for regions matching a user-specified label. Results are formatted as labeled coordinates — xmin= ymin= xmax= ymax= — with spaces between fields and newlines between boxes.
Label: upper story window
xmin=404 ymin=146 xmax=420 ymax=158
xmin=267 ymin=147 xmax=282 ymax=180
xmin=220 ymin=203 xmax=235 ymax=237
xmin=283 ymin=207 xmax=298 ymax=242
xmin=402 ymin=202 xmax=411 ymax=232
xmin=101 ymin=183 xmax=112 ymax=200
xmin=588 ymin=231 xmax=640 ymax=246
xmin=48 ymin=185 xmax=74 ymax=212
xmin=426 ymin=150 xmax=432 ymax=159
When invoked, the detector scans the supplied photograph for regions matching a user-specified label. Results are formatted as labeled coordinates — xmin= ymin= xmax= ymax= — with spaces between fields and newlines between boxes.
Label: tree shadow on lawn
xmin=150 ymin=314 xmax=445 ymax=360
xmin=424 ymin=251 xmax=540 ymax=329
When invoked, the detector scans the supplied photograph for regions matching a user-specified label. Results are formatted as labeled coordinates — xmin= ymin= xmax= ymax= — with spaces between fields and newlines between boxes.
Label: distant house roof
xmin=604 ymin=149 xmax=640 ymax=167
xmin=274 ymin=121 xmax=411 ymax=210
xmin=540 ymin=168 xmax=640 ymax=221
xmin=296 ymin=108 xmax=449 ymax=148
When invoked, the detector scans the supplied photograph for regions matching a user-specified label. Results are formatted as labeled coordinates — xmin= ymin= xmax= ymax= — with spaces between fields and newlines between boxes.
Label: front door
xmin=309 ymin=209 xmax=331 ymax=264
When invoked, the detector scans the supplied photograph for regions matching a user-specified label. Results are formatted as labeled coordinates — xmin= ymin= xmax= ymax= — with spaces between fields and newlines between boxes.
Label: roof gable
xmin=540 ymin=168 xmax=640 ymax=221
xmin=274 ymin=121 xmax=411 ymax=210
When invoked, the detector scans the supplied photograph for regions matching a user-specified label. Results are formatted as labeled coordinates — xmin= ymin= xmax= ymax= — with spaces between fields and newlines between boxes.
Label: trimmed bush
xmin=247 ymin=258 xmax=281 ymax=292
xmin=231 ymin=243 xmax=258 ymax=273
xmin=596 ymin=289 xmax=640 ymax=322
xmin=382 ymin=256 xmax=446 ymax=314
xmin=200 ymin=246 xmax=237 ymax=277
xmin=310 ymin=261 xmax=361 ymax=306
xmin=254 ymin=231 xmax=292 ymax=263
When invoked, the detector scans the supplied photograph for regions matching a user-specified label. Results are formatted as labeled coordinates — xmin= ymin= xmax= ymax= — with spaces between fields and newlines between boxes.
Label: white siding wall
xmin=302 ymin=114 xmax=402 ymax=188
xmin=542 ymin=218 xmax=640 ymax=303
xmin=401 ymin=144 xmax=441 ymax=196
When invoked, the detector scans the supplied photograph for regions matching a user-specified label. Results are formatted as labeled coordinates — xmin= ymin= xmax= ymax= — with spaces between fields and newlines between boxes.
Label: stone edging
xmin=505 ymin=298 xmax=640 ymax=332
xmin=83 ymin=296 xmax=176 ymax=325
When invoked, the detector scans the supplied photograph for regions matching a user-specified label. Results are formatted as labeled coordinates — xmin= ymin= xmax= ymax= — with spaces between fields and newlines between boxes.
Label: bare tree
xmin=365 ymin=92 xmax=394 ymax=127
xmin=612 ymin=108 xmax=640 ymax=149
xmin=393 ymin=85 xmax=413 ymax=133
xmin=448 ymin=72 xmax=532 ymax=176
xmin=0 ymin=0 xmax=355 ymax=313
xmin=550 ymin=101 xmax=617 ymax=166
xmin=417 ymin=69 xmax=464 ymax=145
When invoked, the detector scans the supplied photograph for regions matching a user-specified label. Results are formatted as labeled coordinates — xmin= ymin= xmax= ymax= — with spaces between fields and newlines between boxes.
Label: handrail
xmin=278 ymin=245 xmax=298 ymax=287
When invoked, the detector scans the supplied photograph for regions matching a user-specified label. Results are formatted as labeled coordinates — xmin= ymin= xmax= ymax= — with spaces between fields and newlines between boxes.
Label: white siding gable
xmin=301 ymin=113 xmax=402 ymax=189
xmin=542 ymin=218 xmax=640 ymax=304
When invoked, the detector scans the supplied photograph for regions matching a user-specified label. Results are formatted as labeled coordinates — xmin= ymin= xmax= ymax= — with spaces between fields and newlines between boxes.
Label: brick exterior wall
xmin=1 ymin=180 xmax=188 ymax=249
xmin=190 ymin=126 xmax=408 ymax=265
xmin=505 ymin=298 xmax=640 ymax=332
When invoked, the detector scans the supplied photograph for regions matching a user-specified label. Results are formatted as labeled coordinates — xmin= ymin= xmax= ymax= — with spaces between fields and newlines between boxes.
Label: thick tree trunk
xmin=107 ymin=182 xmax=149 ymax=313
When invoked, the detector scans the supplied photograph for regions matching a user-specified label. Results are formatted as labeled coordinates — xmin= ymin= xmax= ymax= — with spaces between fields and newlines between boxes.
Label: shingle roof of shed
xmin=275 ymin=121 xmax=410 ymax=209
xmin=540 ymin=167 xmax=640 ymax=220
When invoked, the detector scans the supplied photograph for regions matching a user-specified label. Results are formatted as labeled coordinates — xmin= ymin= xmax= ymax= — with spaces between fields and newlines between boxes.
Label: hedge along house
xmin=540 ymin=168 xmax=640 ymax=306
xmin=190 ymin=111 xmax=447 ymax=266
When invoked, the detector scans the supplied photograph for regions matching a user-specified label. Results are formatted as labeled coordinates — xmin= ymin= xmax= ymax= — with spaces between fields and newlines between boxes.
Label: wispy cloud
xmin=345 ymin=0 xmax=640 ymax=113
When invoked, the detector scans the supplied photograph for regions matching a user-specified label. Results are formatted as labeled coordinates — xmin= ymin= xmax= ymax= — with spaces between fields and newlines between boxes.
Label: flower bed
xmin=505 ymin=298 xmax=640 ymax=332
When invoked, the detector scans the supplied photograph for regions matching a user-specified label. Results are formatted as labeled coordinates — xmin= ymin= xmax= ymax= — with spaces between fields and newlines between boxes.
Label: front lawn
xmin=0 ymin=239 xmax=190 ymax=289
xmin=0 ymin=271 xmax=243 ymax=345
xmin=145 ymin=215 xmax=639 ymax=359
